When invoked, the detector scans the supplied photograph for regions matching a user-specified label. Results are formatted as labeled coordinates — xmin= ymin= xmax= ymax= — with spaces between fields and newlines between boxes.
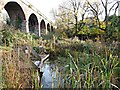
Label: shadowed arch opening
xmin=51 ymin=26 xmax=54 ymax=32
xmin=28 ymin=13 xmax=39 ymax=35
xmin=47 ymin=23 xmax=50 ymax=32
xmin=40 ymin=19 xmax=46 ymax=35
xmin=4 ymin=2 xmax=26 ymax=30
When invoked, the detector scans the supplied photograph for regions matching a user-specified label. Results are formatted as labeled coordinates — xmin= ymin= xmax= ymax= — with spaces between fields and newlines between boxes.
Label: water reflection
xmin=41 ymin=63 xmax=63 ymax=88
xmin=33 ymin=60 xmax=64 ymax=88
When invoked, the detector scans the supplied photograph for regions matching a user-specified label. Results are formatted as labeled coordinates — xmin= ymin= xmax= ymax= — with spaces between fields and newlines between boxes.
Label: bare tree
xmin=70 ymin=0 xmax=80 ymax=35
xmin=51 ymin=1 xmax=75 ymax=36
xmin=57 ymin=0 xmax=89 ymax=37
xmin=87 ymin=0 xmax=120 ymax=34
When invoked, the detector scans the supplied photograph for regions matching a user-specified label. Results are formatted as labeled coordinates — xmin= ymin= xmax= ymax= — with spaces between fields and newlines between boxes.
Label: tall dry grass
xmin=0 ymin=25 xmax=40 ymax=88
xmin=1 ymin=45 xmax=39 ymax=88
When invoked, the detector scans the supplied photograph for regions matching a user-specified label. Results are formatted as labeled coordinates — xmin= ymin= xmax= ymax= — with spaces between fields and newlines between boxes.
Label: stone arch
xmin=47 ymin=23 xmax=50 ymax=32
xmin=0 ymin=9 xmax=10 ymax=24
xmin=51 ymin=26 xmax=54 ymax=32
xmin=28 ymin=13 xmax=39 ymax=35
xmin=40 ymin=19 xmax=46 ymax=35
xmin=4 ymin=1 xmax=26 ymax=30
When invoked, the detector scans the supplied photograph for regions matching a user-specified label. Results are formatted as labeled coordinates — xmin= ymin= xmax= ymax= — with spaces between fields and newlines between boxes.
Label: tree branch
xmin=101 ymin=0 xmax=105 ymax=8
xmin=108 ymin=1 xmax=120 ymax=15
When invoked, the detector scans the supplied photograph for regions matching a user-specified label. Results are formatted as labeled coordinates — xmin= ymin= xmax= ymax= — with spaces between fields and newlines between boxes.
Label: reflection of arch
xmin=28 ymin=13 xmax=39 ymax=35
xmin=4 ymin=2 xmax=26 ymax=30
xmin=47 ymin=23 xmax=50 ymax=32
xmin=40 ymin=19 xmax=46 ymax=34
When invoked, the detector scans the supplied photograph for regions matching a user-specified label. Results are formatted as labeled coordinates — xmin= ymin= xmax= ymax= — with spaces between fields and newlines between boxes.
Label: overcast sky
xmin=26 ymin=0 xmax=100 ymax=21
xmin=26 ymin=0 xmax=64 ymax=20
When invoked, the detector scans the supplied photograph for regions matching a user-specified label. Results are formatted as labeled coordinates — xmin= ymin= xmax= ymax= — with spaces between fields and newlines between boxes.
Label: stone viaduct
xmin=0 ymin=0 xmax=53 ymax=36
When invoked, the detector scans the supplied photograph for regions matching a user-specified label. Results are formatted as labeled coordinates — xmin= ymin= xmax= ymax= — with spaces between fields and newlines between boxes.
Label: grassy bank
xmin=0 ymin=25 xmax=119 ymax=89
xmin=47 ymin=36 xmax=120 ymax=89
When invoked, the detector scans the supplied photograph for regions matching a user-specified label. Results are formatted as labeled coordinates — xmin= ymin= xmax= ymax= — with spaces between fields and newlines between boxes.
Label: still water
xmin=34 ymin=61 xmax=64 ymax=88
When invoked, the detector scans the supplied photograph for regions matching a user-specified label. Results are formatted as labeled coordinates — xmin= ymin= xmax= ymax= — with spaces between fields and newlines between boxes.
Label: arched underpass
xmin=40 ymin=19 xmax=46 ymax=35
xmin=4 ymin=1 xmax=26 ymax=30
xmin=51 ymin=26 xmax=54 ymax=32
xmin=1 ymin=0 xmax=53 ymax=35
xmin=28 ymin=13 xmax=39 ymax=35
xmin=47 ymin=23 xmax=50 ymax=32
